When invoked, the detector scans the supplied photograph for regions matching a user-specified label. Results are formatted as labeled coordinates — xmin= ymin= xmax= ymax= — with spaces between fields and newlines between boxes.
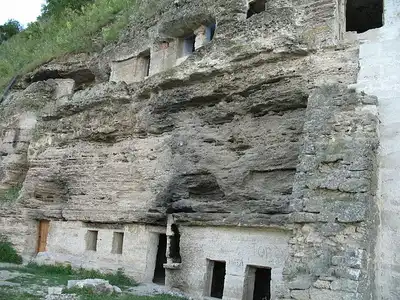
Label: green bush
xmin=1 ymin=184 xmax=22 ymax=203
xmin=0 ymin=235 xmax=23 ymax=264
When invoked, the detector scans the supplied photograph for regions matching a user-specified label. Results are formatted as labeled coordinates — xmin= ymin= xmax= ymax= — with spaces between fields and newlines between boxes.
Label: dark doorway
xmin=143 ymin=53 xmax=151 ymax=77
xmin=253 ymin=267 xmax=271 ymax=300
xmin=153 ymin=234 xmax=167 ymax=284
xmin=210 ymin=261 xmax=226 ymax=298
xmin=346 ymin=0 xmax=383 ymax=33
xmin=247 ymin=0 xmax=266 ymax=19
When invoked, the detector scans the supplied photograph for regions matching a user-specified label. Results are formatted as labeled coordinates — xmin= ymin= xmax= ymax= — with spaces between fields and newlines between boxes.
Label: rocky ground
xmin=0 ymin=263 xmax=186 ymax=300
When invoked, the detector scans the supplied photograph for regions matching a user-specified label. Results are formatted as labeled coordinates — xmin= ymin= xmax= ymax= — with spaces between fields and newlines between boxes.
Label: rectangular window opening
xmin=86 ymin=230 xmax=98 ymax=251
xmin=247 ymin=0 xmax=266 ymax=19
xmin=112 ymin=232 xmax=124 ymax=254
xmin=140 ymin=50 xmax=151 ymax=77
xmin=346 ymin=0 xmax=383 ymax=33
xmin=206 ymin=23 xmax=217 ymax=42
xmin=244 ymin=265 xmax=271 ymax=300
xmin=181 ymin=34 xmax=196 ymax=57
xmin=207 ymin=260 xmax=226 ymax=299
xmin=153 ymin=233 xmax=167 ymax=285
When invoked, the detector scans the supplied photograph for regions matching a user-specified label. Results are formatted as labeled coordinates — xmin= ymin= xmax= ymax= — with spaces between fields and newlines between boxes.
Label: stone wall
xmin=166 ymin=226 xmax=290 ymax=299
xmin=34 ymin=221 xmax=165 ymax=282
xmin=284 ymin=85 xmax=378 ymax=300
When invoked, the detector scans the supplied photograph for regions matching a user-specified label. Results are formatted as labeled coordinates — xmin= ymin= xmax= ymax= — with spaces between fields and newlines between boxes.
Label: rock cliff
xmin=0 ymin=0 xmax=379 ymax=299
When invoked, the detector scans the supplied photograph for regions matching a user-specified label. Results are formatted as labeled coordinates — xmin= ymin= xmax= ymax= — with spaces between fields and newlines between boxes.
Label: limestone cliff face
xmin=0 ymin=0 xmax=358 ymax=227
xmin=0 ymin=0 xmax=379 ymax=299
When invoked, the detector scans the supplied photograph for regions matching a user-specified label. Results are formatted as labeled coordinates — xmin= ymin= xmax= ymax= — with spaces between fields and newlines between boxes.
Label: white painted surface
xmin=38 ymin=221 xmax=164 ymax=283
xmin=356 ymin=1 xmax=400 ymax=298
xmin=166 ymin=226 xmax=290 ymax=300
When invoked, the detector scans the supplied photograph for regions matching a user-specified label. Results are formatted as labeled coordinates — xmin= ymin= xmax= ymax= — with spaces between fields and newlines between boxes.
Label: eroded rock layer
xmin=0 ymin=0 xmax=379 ymax=299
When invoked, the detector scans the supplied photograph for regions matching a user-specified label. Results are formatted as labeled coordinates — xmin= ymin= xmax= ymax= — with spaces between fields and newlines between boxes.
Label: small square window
xmin=112 ymin=232 xmax=124 ymax=254
xmin=247 ymin=0 xmax=266 ymax=19
xmin=86 ymin=230 xmax=98 ymax=251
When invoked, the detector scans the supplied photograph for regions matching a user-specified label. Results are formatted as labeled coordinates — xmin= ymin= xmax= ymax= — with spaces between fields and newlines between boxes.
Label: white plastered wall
xmin=110 ymin=56 xmax=150 ymax=84
xmin=166 ymin=226 xmax=290 ymax=300
xmin=354 ymin=0 xmax=400 ymax=298
xmin=36 ymin=221 xmax=164 ymax=282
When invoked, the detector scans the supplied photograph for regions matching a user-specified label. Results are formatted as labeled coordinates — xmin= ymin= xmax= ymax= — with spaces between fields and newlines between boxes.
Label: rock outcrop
xmin=0 ymin=0 xmax=380 ymax=299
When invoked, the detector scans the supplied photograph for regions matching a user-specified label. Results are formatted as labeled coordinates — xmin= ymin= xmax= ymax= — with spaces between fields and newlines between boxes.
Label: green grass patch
xmin=15 ymin=263 xmax=136 ymax=286
xmin=64 ymin=287 xmax=185 ymax=300
xmin=0 ymin=235 xmax=23 ymax=264
xmin=0 ymin=287 xmax=41 ymax=300
xmin=0 ymin=184 xmax=22 ymax=203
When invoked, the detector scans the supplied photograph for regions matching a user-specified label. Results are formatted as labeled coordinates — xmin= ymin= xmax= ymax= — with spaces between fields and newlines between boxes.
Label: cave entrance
xmin=153 ymin=233 xmax=167 ymax=285
xmin=244 ymin=266 xmax=271 ymax=300
xmin=346 ymin=0 xmax=383 ymax=33
xmin=205 ymin=260 xmax=226 ymax=299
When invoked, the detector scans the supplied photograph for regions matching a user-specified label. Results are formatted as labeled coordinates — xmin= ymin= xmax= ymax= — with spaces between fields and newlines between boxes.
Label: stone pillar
xmin=164 ymin=215 xmax=182 ymax=289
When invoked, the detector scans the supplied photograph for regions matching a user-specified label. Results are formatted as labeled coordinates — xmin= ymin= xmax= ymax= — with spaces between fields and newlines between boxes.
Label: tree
xmin=0 ymin=20 xmax=22 ymax=43
xmin=41 ymin=0 xmax=94 ymax=19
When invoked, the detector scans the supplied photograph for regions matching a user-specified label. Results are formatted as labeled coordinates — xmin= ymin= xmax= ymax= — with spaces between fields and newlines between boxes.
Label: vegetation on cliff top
xmin=0 ymin=0 xmax=141 ymax=93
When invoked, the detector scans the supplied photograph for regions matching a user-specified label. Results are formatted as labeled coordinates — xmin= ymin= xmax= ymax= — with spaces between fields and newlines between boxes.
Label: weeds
xmin=19 ymin=263 xmax=136 ymax=286
xmin=1 ymin=184 xmax=22 ymax=203
xmin=64 ymin=286 xmax=184 ymax=300
xmin=0 ymin=0 xmax=140 ymax=93
xmin=0 ymin=235 xmax=23 ymax=264
xmin=0 ymin=287 xmax=40 ymax=300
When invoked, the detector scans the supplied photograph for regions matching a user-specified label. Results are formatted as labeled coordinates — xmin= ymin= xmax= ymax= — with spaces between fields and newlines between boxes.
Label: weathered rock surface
xmin=0 ymin=0 xmax=379 ymax=299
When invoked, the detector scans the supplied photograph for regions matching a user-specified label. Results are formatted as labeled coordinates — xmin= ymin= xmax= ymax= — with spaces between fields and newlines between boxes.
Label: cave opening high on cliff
xmin=346 ymin=0 xmax=383 ymax=33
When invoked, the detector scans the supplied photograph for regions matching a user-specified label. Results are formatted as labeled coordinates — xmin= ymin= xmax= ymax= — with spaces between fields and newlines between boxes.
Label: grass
xmin=0 ymin=0 xmax=164 ymax=95
xmin=0 ymin=264 xmax=186 ymax=300
xmin=7 ymin=262 xmax=136 ymax=287
xmin=64 ymin=287 xmax=185 ymax=300
xmin=0 ymin=287 xmax=41 ymax=300
xmin=0 ymin=235 xmax=23 ymax=264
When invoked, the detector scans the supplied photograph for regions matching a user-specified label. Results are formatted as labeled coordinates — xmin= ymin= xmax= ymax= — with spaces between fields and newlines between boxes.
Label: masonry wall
xmin=165 ymin=226 xmax=290 ymax=300
xmin=33 ymin=221 xmax=164 ymax=282
xmin=354 ymin=0 xmax=400 ymax=298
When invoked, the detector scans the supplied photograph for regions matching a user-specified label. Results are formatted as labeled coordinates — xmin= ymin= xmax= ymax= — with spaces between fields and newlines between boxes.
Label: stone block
xmin=310 ymin=288 xmax=356 ymax=300
xmin=333 ymin=267 xmax=361 ymax=281
xmin=313 ymin=280 xmax=331 ymax=289
xmin=291 ymin=289 xmax=310 ymax=300
xmin=330 ymin=279 xmax=358 ymax=292
xmin=288 ymin=275 xmax=313 ymax=290
xmin=48 ymin=287 xmax=63 ymax=295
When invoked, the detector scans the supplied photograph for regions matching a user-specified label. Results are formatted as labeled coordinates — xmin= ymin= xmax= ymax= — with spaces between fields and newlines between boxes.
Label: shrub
xmin=1 ymin=184 xmax=22 ymax=203
xmin=0 ymin=235 xmax=23 ymax=264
